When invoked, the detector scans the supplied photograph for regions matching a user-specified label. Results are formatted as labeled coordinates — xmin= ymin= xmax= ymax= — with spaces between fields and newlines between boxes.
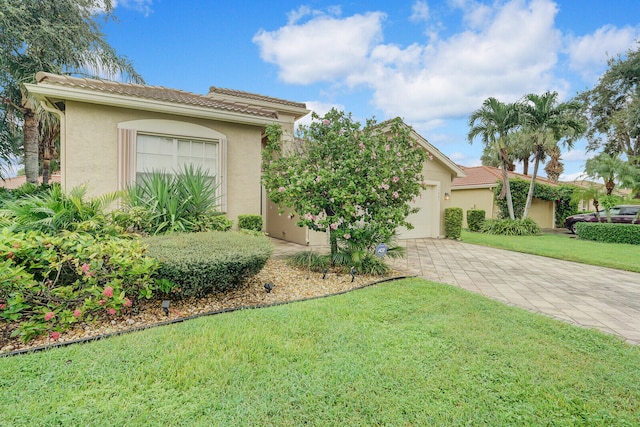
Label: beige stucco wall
xmin=451 ymin=187 xmax=555 ymax=228
xmin=62 ymin=100 xmax=265 ymax=224
xmin=450 ymin=187 xmax=497 ymax=228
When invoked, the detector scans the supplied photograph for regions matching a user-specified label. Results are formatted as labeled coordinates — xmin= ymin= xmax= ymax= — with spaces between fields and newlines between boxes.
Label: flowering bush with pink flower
xmin=263 ymin=109 xmax=428 ymax=259
xmin=0 ymin=229 xmax=162 ymax=343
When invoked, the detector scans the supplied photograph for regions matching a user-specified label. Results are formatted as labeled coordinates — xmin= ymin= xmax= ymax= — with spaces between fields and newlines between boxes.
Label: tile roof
xmin=208 ymin=86 xmax=307 ymax=109
xmin=453 ymin=165 xmax=557 ymax=188
xmin=35 ymin=72 xmax=280 ymax=119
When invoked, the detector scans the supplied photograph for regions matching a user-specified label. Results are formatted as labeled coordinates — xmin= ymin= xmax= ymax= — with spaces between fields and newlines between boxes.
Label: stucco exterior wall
xmin=62 ymin=100 xmax=264 ymax=224
xmin=451 ymin=187 xmax=556 ymax=228
xmin=450 ymin=187 xmax=497 ymax=228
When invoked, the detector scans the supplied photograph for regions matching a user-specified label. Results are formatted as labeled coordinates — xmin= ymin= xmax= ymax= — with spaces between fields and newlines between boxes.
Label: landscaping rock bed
xmin=1 ymin=259 xmax=405 ymax=355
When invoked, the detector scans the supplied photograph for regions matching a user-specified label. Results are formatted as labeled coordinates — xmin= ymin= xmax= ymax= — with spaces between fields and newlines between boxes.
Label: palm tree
xmin=585 ymin=152 xmax=639 ymax=195
xmin=519 ymin=92 xmax=585 ymax=219
xmin=544 ymin=145 xmax=564 ymax=183
xmin=0 ymin=0 xmax=143 ymax=184
xmin=570 ymin=184 xmax=604 ymax=221
xmin=468 ymin=98 xmax=521 ymax=219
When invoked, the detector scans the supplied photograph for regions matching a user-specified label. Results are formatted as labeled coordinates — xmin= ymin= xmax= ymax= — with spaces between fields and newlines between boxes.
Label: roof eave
xmin=25 ymin=83 xmax=287 ymax=127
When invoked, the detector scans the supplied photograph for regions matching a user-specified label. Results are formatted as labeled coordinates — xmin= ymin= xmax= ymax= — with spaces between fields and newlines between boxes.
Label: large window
xmin=136 ymin=134 xmax=218 ymax=182
xmin=117 ymin=119 xmax=228 ymax=212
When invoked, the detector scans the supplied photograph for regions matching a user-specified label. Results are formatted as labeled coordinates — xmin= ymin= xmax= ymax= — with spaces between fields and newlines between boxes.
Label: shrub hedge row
xmin=237 ymin=214 xmax=263 ymax=232
xmin=576 ymin=223 xmax=640 ymax=245
xmin=480 ymin=218 xmax=541 ymax=236
xmin=143 ymin=231 xmax=273 ymax=298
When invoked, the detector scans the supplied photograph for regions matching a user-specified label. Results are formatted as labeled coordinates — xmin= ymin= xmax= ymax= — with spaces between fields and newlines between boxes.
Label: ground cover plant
xmin=1 ymin=278 xmax=638 ymax=426
xmin=461 ymin=230 xmax=640 ymax=272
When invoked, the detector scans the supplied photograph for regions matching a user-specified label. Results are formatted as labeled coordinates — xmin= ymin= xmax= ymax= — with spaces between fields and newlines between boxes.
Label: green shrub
xmin=0 ymin=184 xmax=119 ymax=235
xmin=480 ymin=218 xmax=541 ymax=236
xmin=143 ymin=231 xmax=272 ymax=298
xmin=0 ymin=230 xmax=160 ymax=343
xmin=576 ymin=223 xmax=640 ymax=244
xmin=119 ymin=165 xmax=222 ymax=235
xmin=192 ymin=213 xmax=233 ymax=232
xmin=289 ymin=251 xmax=330 ymax=272
xmin=444 ymin=207 xmax=463 ymax=239
xmin=238 ymin=214 xmax=263 ymax=232
xmin=466 ymin=209 xmax=486 ymax=232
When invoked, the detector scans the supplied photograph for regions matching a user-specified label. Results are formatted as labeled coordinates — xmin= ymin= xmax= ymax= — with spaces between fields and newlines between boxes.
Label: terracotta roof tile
xmin=207 ymin=86 xmax=306 ymax=109
xmin=453 ymin=165 xmax=557 ymax=188
xmin=35 ymin=72 xmax=280 ymax=119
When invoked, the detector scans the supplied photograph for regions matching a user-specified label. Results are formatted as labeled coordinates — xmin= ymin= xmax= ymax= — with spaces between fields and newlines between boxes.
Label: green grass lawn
xmin=461 ymin=230 xmax=640 ymax=272
xmin=1 ymin=278 xmax=639 ymax=426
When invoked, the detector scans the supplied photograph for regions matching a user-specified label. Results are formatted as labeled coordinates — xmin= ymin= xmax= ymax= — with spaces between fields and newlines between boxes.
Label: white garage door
xmin=397 ymin=184 xmax=440 ymax=239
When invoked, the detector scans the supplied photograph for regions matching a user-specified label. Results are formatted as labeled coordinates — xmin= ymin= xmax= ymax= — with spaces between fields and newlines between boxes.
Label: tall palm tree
xmin=0 ymin=0 xmax=143 ymax=183
xmin=544 ymin=145 xmax=564 ymax=183
xmin=468 ymin=97 xmax=521 ymax=219
xmin=519 ymin=92 xmax=585 ymax=219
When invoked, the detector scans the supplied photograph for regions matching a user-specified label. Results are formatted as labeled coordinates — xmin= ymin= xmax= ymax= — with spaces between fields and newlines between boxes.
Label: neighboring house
xmin=451 ymin=165 xmax=556 ymax=228
xmin=1 ymin=174 xmax=61 ymax=189
xmin=26 ymin=72 xmax=463 ymax=243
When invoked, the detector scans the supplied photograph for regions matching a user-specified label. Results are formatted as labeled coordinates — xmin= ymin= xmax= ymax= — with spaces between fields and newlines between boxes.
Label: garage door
xmin=397 ymin=184 xmax=439 ymax=239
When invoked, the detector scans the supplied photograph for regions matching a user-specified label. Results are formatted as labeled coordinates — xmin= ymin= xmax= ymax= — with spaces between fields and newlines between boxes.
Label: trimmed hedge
xmin=237 ymin=214 xmax=263 ymax=232
xmin=467 ymin=209 xmax=486 ymax=232
xmin=576 ymin=223 xmax=640 ymax=245
xmin=480 ymin=218 xmax=541 ymax=236
xmin=444 ymin=207 xmax=463 ymax=239
xmin=143 ymin=231 xmax=273 ymax=298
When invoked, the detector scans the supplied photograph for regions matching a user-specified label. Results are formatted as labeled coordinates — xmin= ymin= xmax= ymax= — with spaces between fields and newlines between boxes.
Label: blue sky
xmin=104 ymin=0 xmax=640 ymax=181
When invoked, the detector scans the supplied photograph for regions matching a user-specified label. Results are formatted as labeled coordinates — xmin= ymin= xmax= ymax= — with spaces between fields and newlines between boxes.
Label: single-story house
xmin=26 ymin=72 xmax=463 ymax=244
xmin=451 ymin=165 xmax=556 ymax=228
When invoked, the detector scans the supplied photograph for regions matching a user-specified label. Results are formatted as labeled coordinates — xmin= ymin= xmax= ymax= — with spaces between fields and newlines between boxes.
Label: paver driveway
xmin=388 ymin=238 xmax=640 ymax=345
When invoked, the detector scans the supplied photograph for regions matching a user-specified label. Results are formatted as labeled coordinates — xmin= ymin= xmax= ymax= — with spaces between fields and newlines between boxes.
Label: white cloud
xmin=253 ymin=10 xmax=385 ymax=85
xmin=114 ymin=0 xmax=153 ymax=16
xmin=562 ymin=149 xmax=589 ymax=162
xmin=410 ymin=1 xmax=430 ymax=23
xmin=254 ymin=0 xmax=566 ymax=123
xmin=560 ymin=171 xmax=588 ymax=182
xmin=565 ymin=24 xmax=640 ymax=83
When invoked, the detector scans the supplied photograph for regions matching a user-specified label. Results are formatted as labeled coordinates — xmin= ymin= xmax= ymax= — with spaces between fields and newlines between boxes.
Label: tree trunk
xmin=499 ymin=146 xmax=515 ymax=219
xmin=522 ymin=157 xmax=529 ymax=175
xmin=329 ymin=229 xmax=338 ymax=263
xmin=522 ymin=149 xmax=542 ymax=219
xmin=23 ymin=109 xmax=40 ymax=184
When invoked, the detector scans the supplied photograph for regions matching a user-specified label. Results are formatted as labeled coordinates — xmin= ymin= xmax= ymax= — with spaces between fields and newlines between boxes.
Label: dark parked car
xmin=564 ymin=205 xmax=640 ymax=234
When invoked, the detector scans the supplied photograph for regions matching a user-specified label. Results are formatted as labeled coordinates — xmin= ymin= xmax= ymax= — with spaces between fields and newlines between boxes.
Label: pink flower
xmin=379 ymin=183 xmax=389 ymax=190
xmin=304 ymin=213 xmax=314 ymax=221
xmin=73 ymin=309 xmax=82 ymax=317
xmin=108 ymin=308 xmax=117 ymax=316
xmin=98 ymin=300 xmax=105 ymax=306
xmin=385 ymin=144 xmax=390 ymax=151
xmin=278 ymin=186 xmax=286 ymax=193
xmin=344 ymin=233 xmax=351 ymax=240
xmin=50 ymin=332 xmax=60 ymax=340
xmin=392 ymin=176 xmax=399 ymax=183
xmin=0 ymin=303 xmax=5 ymax=310
xmin=330 ymin=223 xmax=338 ymax=230
xmin=81 ymin=263 xmax=95 ymax=277
xmin=322 ymin=119 xmax=330 ymax=125
xmin=287 ymin=214 xmax=293 ymax=219
xmin=124 ymin=298 xmax=132 ymax=307
xmin=393 ymin=191 xmax=399 ymax=199
xmin=44 ymin=312 xmax=55 ymax=321
xmin=103 ymin=286 xmax=114 ymax=298
xmin=359 ymin=143 xmax=365 ymax=150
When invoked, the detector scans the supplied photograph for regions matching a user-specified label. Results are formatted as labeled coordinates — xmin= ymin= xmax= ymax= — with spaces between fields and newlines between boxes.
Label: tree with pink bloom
xmin=263 ymin=109 xmax=428 ymax=259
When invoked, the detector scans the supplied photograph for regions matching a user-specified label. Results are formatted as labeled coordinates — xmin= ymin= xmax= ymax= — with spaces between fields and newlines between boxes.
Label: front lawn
xmin=462 ymin=230 xmax=640 ymax=272
xmin=1 ymin=278 xmax=638 ymax=426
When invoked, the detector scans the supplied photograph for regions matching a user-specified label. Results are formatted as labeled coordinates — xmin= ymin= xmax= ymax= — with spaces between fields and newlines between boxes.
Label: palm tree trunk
xmin=23 ymin=109 xmax=39 ymax=184
xmin=500 ymin=161 xmax=515 ymax=220
xmin=522 ymin=149 xmax=542 ymax=219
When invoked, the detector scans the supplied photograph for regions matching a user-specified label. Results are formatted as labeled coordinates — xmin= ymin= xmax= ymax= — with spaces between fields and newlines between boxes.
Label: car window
xmin=608 ymin=208 xmax=621 ymax=215
xmin=622 ymin=206 xmax=640 ymax=215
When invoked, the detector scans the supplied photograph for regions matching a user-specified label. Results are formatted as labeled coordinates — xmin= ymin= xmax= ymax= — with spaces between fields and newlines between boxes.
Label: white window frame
xmin=117 ymin=119 xmax=227 ymax=212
